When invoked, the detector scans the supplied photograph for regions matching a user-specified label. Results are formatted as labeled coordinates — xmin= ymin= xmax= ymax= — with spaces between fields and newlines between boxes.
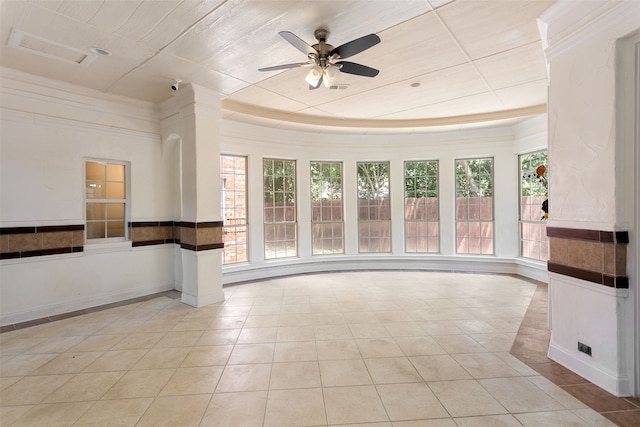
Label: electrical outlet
xmin=578 ymin=342 xmax=592 ymax=356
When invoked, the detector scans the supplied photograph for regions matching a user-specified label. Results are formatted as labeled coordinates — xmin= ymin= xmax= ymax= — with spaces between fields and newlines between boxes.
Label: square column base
xmin=180 ymin=248 xmax=225 ymax=308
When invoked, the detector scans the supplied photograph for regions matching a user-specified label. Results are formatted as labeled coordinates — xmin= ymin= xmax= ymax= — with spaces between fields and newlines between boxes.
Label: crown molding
xmin=539 ymin=0 xmax=640 ymax=61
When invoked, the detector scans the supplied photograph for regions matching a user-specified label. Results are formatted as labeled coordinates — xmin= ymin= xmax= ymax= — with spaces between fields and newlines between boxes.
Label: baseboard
xmin=0 ymin=283 xmax=174 ymax=326
xmin=222 ymin=255 xmax=518 ymax=285
xmin=548 ymin=339 xmax=632 ymax=396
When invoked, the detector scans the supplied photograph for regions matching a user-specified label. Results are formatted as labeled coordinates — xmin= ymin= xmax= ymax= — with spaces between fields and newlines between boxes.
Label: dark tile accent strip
xmin=132 ymin=240 xmax=168 ymax=247
xmin=179 ymin=222 xmax=197 ymax=228
xmin=0 ymin=252 xmax=20 ymax=260
xmin=1 ymin=225 xmax=83 ymax=234
xmin=548 ymin=262 xmax=629 ymax=289
xmin=1 ymin=227 xmax=37 ymax=235
xmin=180 ymin=243 xmax=197 ymax=251
xmin=130 ymin=221 xmax=163 ymax=228
xmin=547 ymin=227 xmax=629 ymax=244
xmin=195 ymin=221 xmax=224 ymax=228
xmin=197 ymin=243 xmax=224 ymax=250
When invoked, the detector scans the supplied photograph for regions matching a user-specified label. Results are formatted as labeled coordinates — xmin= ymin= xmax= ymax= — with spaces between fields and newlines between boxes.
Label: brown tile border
xmin=548 ymin=262 xmax=629 ymax=288
xmin=547 ymin=227 xmax=629 ymax=244
xmin=1 ymin=225 xmax=85 ymax=259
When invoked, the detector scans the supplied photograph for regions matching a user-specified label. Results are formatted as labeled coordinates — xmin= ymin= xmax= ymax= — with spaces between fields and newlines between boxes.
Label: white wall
xmin=0 ymin=69 xmax=177 ymax=325
xmin=539 ymin=0 xmax=640 ymax=396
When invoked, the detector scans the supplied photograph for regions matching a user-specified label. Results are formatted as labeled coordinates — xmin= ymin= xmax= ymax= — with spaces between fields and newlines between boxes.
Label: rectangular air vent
xmin=8 ymin=29 xmax=96 ymax=66
xmin=329 ymin=85 xmax=349 ymax=90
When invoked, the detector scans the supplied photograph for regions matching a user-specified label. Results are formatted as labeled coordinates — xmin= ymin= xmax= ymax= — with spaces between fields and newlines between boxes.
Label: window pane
xmin=357 ymin=162 xmax=390 ymax=253
xmin=85 ymin=160 xmax=127 ymax=242
xmin=86 ymin=222 xmax=105 ymax=239
xmin=86 ymin=203 xmax=105 ymax=221
xmin=220 ymin=155 xmax=248 ymax=264
xmin=519 ymin=150 xmax=549 ymax=261
xmin=404 ymin=161 xmax=439 ymax=253
xmin=106 ymin=164 xmax=125 ymax=181
xmin=86 ymin=162 xmax=105 ymax=181
xmin=264 ymin=158 xmax=297 ymax=259
xmin=107 ymin=182 xmax=125 ymax=199
xmin=311 ymin=161 xmax=344 ymax=255
xmin=455 ymin=158 xmax=494 ymax=254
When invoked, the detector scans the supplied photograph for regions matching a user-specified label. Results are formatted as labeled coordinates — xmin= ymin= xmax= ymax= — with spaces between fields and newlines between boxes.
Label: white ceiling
xmin=0 ymin=0 xmax=553 ymax=129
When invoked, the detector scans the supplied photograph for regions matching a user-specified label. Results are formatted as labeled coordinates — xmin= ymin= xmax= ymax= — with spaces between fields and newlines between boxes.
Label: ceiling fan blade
xmin=259 ymin=62 xmax=308 ymax=72
xmin=331 ymin=34 xmax=380 ymax=59
xmin=337 ymin=61 xmax=379 ymax=77
xmin=279 ymin=31 xmax=316 ymax=56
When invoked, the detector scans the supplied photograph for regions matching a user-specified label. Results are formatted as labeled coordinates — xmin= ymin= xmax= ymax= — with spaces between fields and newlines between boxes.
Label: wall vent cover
xmin=8 ymin=28 xmax=96 ymax=67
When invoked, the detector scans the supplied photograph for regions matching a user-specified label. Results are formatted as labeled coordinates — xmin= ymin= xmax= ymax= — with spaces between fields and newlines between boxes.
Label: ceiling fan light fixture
xmin=305 ymin=65 xmax=322 ymax=85
xmin=323 ymin=65 xmax=340 ymax=87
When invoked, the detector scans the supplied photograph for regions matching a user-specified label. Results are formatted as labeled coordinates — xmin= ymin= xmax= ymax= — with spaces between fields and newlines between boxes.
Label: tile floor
xmin=0 ymin=271 xmax=631 ymax=426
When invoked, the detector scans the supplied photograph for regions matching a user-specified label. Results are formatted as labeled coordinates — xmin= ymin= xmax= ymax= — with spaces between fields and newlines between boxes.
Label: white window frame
xmin=221 ymin=154 xmax=249 ymax=264
xmin=310 ymin=161 xmax=344 ymax=255
xmin=404 ymin=160 xmax=440 ymax=253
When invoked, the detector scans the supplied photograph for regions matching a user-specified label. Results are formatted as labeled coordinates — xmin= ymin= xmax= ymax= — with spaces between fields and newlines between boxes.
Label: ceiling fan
xmin=258 ymin=28 xmax=380 ymax=89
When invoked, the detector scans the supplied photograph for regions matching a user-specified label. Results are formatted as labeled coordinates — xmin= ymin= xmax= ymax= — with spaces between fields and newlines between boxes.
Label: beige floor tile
xmin=331 ymin=423 xmax=392 ymax=427
xmin=102 ymin=368 xmax=175 ymax=399
xmin=0 ymin=405 xmax=33 ymax=425
xmin=478 ymin=377 xmax=566 ymax=413
xmin=269 ymin=361 xmax=321 ymax=389
xmin=30 ymin=351 xmax=102 ymax=375
xmin=492 ymin=352 xmax=539 ymax=376
xmin=323 ymin=385 xmax=389 ymax=425
xmin=110 ymin=332 xmax=164 ymax=350
xmin=201 ymin=391 xmax=267 ymax=427
xmin=228 ymin=343 xmax=275 ymax=364
xmin=312 ymin=312 xmax=346 ymax=325
xmin=392 ymin=420 xmax=457 ymax=427
xmin=249 ymin=305 xmax=281 ymax=316
xmin=526 ymin=375 xmax=588 ymax=409
xmin=280 ymin=304 xmax=311 ymax=314
xmin=43 ymin=371 xmax=124 ymax=403
xmin=431 ymin=335 xmax=486 ymax=353
xmin=181 ymin=345 xmax=233 ymax=366
xmin=316 ymin=339 xmax=361 ymax=360
xmin=416 ymin=321 xmax=463 ymax=335
xmin=349 ymin=323 xmax=391 ymax=338
xmin=314 ymin=324 xmax=353 ymax=340
xmin=131 ymin=347 xmax=190 ymax=369
xmin=356 ymin=338 xmax=404 ymax=358
xmin=0 ymin=376 xmax=22 ymax=391
xmin=364 ymin=357 xmax=422 ymax=384
xmin=319 ymin=359 xmax=372 ymax=386
xmin=428 ymin=379 xmax=507 ymax=417
xmin=264 ymin=388 xmax=326 ymax=427
xmin=374 ymin=311 xmax=412 ymax=322
xmin=273 ymin=341 xmax=318 ymax=362
xmin=342 ymin=311 xmax=380 ymax=324
xmin=0 ymin=374 xmax=72 ymax=406
xmin=68 ymin=334 xmax=125 ymax=352
xmin=279 ymin=314 xmax=314 ymax=327
xmin=160 ymin=366 xmax=223 ymax=395
xmin=73 ymin=398 xmax=153 ymax=427
xmin=515 ymin=410 xmax=598 ymax=426
xmin=83 ymin=349 xmax=148 ymax=372
xmin=136 ymin=394 xmax=210 ymax=427
xmin=394 ymin=336 xmax=447 ymax=356
xmin=197 ymin=328 xmax=241 ymax=345
xmin=244 ymin=315 xmax=280 ymax=328
xmin=453 ymin=414 xmax=522 ymax=426
xmin=452 ymin=319 xmax=500 ymax=334
xmin=378 ymin=382 xmax=449 ymax=420
xmin=237 ymin=327 xmax=278 ymax=344
xmin=409 ymin=355 xmax=472 ymax=381
xmin=571 ymin=408 xmax=618 ymax=426
xmin=208 ymin=315 xmax=246 ymax=329
xmin=468 ymin=333 xmax=515 ymax=352
xmin=452 ymin=353 xmax=521 ymax=378
xmin=0 ymin=338 xmax=42 ymax=355
xmin=383 ymin=322 xmax=426 ymax=337
xmin=24 ymin=336 xmax=88 ymax=354
xmin=154 ymin=330 xmax=203 ymax=348
xmin=0 ymin=353 xmax=57 ymax=377
xmin=10 ymin=401 xmax=93 ymax=427
xmin=216 ymin=363 xmax=271 ymax=392
xmin=276 ymin=325 xmax=315 ymax=341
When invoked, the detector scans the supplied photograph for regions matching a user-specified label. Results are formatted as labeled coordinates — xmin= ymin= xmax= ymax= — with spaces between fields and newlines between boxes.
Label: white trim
xmin=548 ymin=338 xmax=632 ymax=396
xmin=0 ymin=282 xmax=173 ymax=327
xmin=222 ymin=255 xmax=518 ymax=285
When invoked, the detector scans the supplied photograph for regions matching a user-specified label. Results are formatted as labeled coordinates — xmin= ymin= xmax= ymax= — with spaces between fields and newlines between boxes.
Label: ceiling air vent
xmin=7 ymin=28 xmax=96 ymax=66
